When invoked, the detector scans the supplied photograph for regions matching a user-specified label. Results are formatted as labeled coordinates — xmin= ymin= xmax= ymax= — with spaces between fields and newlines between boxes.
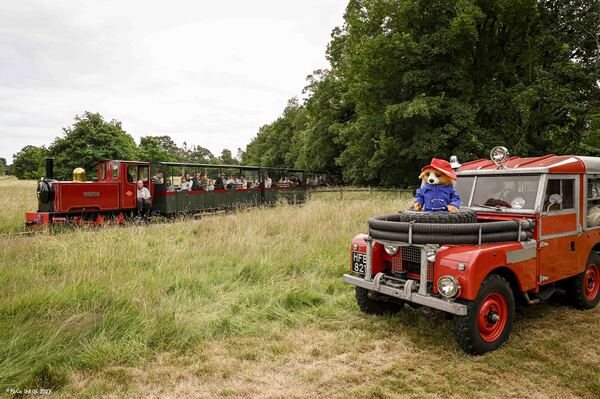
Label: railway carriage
xmin=26 ymin=158 xmax=307 ymax=227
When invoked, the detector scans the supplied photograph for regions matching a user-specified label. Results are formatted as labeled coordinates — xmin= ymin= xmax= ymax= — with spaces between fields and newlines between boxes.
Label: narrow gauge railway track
xmin=5 ymin=205 xmax=275 ymax=239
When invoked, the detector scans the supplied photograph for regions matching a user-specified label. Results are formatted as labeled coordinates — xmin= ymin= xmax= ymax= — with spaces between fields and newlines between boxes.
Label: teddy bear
xmin=413 ymin=158 xmax=461 ymax=213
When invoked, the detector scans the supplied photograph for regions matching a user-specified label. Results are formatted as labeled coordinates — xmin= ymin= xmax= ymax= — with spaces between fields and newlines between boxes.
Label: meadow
xmin=0 ymin=177 xmax=599 ymax=398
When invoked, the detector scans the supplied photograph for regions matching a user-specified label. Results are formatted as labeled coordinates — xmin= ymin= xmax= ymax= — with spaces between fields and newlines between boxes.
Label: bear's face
xmin=419 ymin=168 xmax=455 ymax=185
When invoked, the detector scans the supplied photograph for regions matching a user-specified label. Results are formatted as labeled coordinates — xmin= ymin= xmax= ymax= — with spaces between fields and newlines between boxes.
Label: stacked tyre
xmin=368 ymin=210 xmax=534 ymax=245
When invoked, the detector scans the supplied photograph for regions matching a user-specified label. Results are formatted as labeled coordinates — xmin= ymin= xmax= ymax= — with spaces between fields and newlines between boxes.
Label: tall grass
xmin=0 ymin=178 xmax=599 ymax=398
xmin=0 ymin=177 xmax=37 ymax=234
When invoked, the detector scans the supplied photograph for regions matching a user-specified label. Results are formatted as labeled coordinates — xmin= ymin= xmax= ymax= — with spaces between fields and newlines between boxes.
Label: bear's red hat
xmin=421 ymin=158 xmax=457 ymax=180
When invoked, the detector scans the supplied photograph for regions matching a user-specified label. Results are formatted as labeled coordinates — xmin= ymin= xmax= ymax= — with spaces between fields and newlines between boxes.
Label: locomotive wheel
xmin=453 ymin=274 xmax=514 ymax=355
xmin=355 ymin=287 xmax=404 ymax=315
xmin=567 ymin=251 xmax=600 ymax=310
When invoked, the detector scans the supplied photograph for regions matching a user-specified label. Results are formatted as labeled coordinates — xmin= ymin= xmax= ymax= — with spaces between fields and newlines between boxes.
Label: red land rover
xmin=344 ymin=147 xmax=600 ymax=354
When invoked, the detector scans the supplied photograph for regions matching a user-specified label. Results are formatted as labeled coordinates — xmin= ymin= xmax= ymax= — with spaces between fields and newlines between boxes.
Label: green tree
xmin=138 ymin=136 xmax=178 ymax=163
xmin=217 ymin=148 xmax=238 ymax=165
xmin=244 ymin=98 xmax=307 ymax=168
xmin=50 ymin=112 xmax=139 ymax=180
xmin=178 ymin=143 xmax=215 ymax=163
xmin=12 ymin=146 xmax=50 ymax=180
xmin=0 ymin=157 xmax=6 ymax=175
xmin=245 ymin=0 xmax=600 ymax=186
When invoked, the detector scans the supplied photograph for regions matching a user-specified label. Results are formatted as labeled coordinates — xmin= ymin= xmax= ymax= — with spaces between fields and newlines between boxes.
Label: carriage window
xmin=113 ymin=162 xmax=119 ymax=178
xmin=99 ymin=164 xmax=106 ymax=180
xmin=127 ymin=165 xmax=137 ymax=183
xmin=544 ymin=178 xmax=574 ymax=211
xmin=140 ymin=166 xmax=148 ymax=182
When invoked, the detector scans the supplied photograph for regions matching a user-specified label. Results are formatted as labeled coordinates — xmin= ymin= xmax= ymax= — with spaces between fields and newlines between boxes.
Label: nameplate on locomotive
xmin=83 ymin=192 xmax=100 ymax=197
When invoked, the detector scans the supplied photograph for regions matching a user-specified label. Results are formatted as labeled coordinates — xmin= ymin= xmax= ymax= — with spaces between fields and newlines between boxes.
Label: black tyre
xmin=355 ymin=287 xmax=404 ymax=315
xmin=453 ymin=274 xmax=515 ymax=355
xmin=567 ymin=251 xmax=600 ymax=310
xmin=396 ymin=209 xmax=477 ymax=224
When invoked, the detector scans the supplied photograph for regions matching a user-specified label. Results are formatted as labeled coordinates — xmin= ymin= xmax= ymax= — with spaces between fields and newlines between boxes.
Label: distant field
xmin=0 ymin=177 xmax=36 ymax=234
xmin=0 ymin=179 xmax=599 ymax=398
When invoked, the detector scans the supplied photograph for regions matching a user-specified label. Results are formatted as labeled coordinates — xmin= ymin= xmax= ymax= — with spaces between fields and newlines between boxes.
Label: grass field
xmin=1 ymin=178 xmax=599 ymax=398
xmin=0 ymin=176 xmax=37 ymax=234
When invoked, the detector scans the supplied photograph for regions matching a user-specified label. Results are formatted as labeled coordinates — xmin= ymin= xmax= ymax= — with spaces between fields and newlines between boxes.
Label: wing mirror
xmin=546 ymin=193 xmax=562 ymax=212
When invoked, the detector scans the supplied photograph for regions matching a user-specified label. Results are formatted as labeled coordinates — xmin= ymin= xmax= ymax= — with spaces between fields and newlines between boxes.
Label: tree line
xmin=10 ymin=112 xmax=240 ymax=180
xmin=243 ymin=0 xmax=600 ymax=187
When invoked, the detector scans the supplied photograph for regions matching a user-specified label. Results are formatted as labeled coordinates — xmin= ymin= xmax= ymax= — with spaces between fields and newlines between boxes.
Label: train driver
xmin=136 ymin=180 xmax=151 ymax=216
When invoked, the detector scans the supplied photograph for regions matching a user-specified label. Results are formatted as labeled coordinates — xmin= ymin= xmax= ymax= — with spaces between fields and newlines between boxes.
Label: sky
xmin=0 ymin=0 xmax=348 ymax=162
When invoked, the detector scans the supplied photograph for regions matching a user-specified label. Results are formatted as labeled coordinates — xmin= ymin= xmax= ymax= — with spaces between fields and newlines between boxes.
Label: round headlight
xmin=490 ymin=146 xmax=510 ymax=166
xmin=511 ymin=197 xmax=525 ymax=209
xmin=437 ymin=275 xmax=460 ymax=298
xmin=384 ymin=245 xmax=398 ymax=256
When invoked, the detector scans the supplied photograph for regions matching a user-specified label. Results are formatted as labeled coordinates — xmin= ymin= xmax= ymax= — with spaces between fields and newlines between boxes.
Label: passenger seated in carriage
xmin=214 ymin=173 xmax=225 ymax=190
xmin=264 ymin=174 xmax=272 ymax=188
xmin=152 ymin=170 xmax=164 ymax=184
xmin=192 ymin=173 xmax=205 ymax=190
xmin=180 ymin=177 xmax=192 ymax=191
xmin=136 ymin=180 xmax=151 ymax=216
xmin=165 ymin=178 xmax=175 ymax=192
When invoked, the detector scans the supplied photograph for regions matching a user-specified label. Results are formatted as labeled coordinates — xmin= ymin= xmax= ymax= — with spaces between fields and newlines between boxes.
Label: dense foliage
xmin=50 ymin=112 xmax=139 ymax=180
xmin=11 ymin=112 xmax=239 ymax=180
xmin=12 ymin=146 xmax=50 ymax=180
xmin=244 ymin=0 xmax=600 ymax=186
xmin=0 ymin=157 xmax=7 ymax=175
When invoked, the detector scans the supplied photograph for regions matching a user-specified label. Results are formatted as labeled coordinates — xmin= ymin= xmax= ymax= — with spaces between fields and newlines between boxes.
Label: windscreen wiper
xmin=470 ymin=203 xmax=504 ymax=211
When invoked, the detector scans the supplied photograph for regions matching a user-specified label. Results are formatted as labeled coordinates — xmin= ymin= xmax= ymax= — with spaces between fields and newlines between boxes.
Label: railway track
xmin=0 ymin=207 xmax=259 ymax=239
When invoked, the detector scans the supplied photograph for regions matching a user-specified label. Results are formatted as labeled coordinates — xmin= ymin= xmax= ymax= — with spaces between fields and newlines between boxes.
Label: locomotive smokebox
xmin=45 ymin=157 xmax=54 ymax=180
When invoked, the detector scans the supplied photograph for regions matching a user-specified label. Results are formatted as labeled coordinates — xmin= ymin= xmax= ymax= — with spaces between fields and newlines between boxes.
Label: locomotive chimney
xmin=45 ymin=157 xmax=54 ymax=180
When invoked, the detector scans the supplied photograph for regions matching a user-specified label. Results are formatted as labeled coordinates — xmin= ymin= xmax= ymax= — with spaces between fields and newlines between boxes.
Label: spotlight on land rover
xmin=490 ymin=146 xmax=510 ymax=167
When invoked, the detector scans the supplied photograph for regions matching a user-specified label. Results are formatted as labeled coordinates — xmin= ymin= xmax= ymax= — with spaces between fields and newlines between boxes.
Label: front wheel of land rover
xmin=452 ymin=274 xmax=515 ymax=355
xmin=567 ymin=251 xmax=600 ymax=310
xmin=355 ymin=287 xmax=404 ymax=315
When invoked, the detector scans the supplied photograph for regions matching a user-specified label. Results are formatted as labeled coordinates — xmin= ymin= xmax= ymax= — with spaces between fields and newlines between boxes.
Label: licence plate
xmin=352 ymin=252 xmax=367 ymax=274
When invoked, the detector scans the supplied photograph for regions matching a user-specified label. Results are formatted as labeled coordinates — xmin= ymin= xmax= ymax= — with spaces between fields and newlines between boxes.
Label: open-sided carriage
xmin=150 ymin=162 xmax=307 ymax=215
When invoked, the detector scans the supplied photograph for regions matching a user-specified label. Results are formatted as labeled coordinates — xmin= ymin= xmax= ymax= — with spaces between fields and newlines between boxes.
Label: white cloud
xmin=0 ymin=0 xmax=347 ymax=162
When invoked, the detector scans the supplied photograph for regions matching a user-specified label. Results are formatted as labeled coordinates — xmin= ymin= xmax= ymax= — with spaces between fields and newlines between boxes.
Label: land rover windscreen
xmin=455 ymin=174 xmax=543 ymax=213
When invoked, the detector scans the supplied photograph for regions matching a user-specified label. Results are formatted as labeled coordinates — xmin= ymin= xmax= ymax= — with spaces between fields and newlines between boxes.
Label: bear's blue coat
xmin=415 ymin=184 xmax=461 ymax=212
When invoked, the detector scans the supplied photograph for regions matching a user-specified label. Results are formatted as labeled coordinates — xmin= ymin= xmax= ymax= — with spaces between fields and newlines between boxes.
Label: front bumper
xmin=344 ymin=273 xmax=467 ymax=316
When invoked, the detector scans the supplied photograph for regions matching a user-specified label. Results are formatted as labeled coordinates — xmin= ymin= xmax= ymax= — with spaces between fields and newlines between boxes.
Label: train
xmin=25 ymin=158 xmax=308 ymax=227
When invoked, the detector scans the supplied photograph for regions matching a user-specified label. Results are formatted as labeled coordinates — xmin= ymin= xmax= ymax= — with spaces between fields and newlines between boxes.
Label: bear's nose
xmin=428 ymin=178 xmax=435 ymax=183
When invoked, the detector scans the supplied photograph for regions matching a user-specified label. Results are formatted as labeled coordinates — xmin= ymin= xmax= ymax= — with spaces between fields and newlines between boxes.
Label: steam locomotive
xmin=26 ymin=158 xmax=307 ymax=227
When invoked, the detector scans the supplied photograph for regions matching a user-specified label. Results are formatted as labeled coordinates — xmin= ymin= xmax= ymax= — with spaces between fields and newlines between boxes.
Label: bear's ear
xmin=418 ymin=171 xmax=426 ymax=180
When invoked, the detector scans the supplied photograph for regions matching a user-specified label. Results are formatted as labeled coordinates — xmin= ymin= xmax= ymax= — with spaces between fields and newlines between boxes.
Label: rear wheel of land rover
xmin=355 ymin=287 xmax=404 ymax=315
xmin=453 ymin=274 xmax=515 ymax=355
xmin=567 ymin=251 xmax=600 ymax=309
